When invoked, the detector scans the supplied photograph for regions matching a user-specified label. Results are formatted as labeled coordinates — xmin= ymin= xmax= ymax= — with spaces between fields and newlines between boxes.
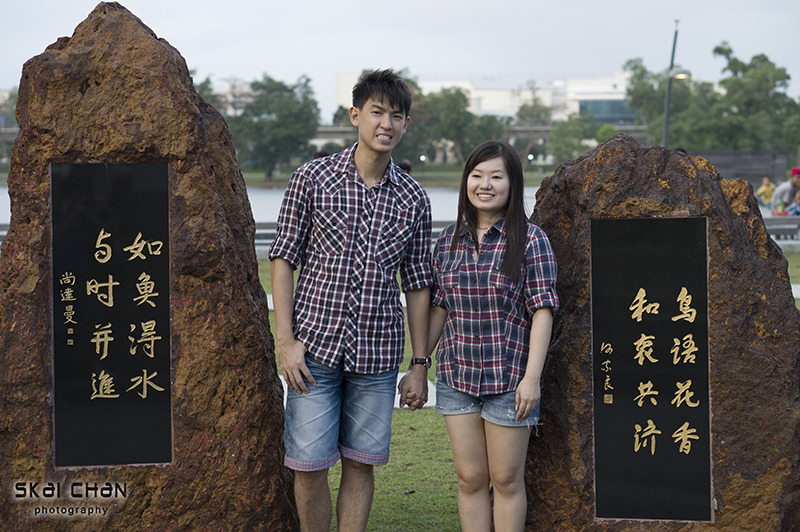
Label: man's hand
xmin=398 ymin=365 xmax=429 ymax=410
xmin=277 ymin=337 xmax=315 ymax=394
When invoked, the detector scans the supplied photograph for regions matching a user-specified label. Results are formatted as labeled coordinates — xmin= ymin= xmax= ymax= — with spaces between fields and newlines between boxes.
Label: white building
xmin=335 ymin=71 xmax=635 ymax=124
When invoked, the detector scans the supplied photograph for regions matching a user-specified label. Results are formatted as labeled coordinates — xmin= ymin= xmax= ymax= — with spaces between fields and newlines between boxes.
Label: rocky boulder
xmin=527 ymin=134 xmax=800 ymax=531
xmin=0 ymin=3 xmax=296 ymax=530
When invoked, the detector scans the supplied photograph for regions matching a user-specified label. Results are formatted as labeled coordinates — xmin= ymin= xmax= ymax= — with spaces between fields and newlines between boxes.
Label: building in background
xmin=335 ymin=71 xmax=635 ymax=124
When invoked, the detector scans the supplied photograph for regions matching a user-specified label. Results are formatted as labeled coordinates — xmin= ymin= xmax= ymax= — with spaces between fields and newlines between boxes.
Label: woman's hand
xmin=515 ymin=376 xmax=541 ymax=422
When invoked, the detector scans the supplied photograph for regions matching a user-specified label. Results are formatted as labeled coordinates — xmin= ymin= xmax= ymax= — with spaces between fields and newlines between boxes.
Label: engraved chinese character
xmin=86 ymin=275 xmax=119 ymax=307
xmin=671 ymin=380 xmax=700 ymax=408
xmin=601 ymin=342 xmax=613 ymax=355
xmin=634 ymin=419 xmax=661 ymax=455
xmin=671 ymin=287 xmax=697 ymax=323
xmin=601 ymin=359 xmax=612 ymax=372
xmin=126 ymin=369 xmax=165 ymax=399
xmin=91 ymin=323 xmax=114 ymax=360
xmin=672 ymin=422 xmax=699 ymax=454
xmin=94 ymin=229 xmax=112 ymax=263
xmin=60 ymin=287 xmax=77 ymax=302
xmin=634 ymin=380 xmax=659 ymax=406
xmin=91 ymin=370 xmax=120 ymax=399
xmin=60 ymin=272 xmax=76 ymax=285
xmin=604 ymin=375 xmax=614 ymax=391
xmin=133 ymin=272 xmax=159 ymax=307
xmin=63 ymin=305 xmax=77 ymax=325
xmin=128 ymin=320 xmax=162 ymax=357
xmin=633 ymin=333 xmax=658 ymax=365
xmin=124 ymin=232 xmax=164 ymax=261
xmin=671 ymin=334 xmax=698 ymax=364
xmin=629 ymin=288 xmax=659 ymax=322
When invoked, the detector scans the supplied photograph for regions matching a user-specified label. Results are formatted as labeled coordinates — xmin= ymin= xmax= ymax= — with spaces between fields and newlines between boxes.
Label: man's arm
xmin=398 ymin=287 xmax=430 ymax=410
xmin=271 ymin=257 xmax=315 ymax=394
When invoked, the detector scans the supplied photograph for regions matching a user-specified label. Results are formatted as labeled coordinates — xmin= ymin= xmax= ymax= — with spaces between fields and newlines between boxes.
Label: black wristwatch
xmin=409 ymin=356 xmax=431 ymax=369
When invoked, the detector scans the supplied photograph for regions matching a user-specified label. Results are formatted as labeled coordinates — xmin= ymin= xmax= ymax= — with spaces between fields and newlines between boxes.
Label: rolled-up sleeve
xmin=399 ymin=193 xmax=433 ymax=292
xmin=268 ymin=168 xmax=311 ymax=267
xmin=524 ymin=225 xmax=559 ymax=314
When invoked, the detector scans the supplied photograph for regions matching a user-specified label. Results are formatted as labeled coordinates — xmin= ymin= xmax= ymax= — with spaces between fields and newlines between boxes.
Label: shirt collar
xmin=320 ymin=142 xmax=399 ymax=194
xmin=458 ymin=217 xmax=506 ymax=234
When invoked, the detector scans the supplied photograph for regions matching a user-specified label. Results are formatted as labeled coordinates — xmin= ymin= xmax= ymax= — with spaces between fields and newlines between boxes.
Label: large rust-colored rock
xmin=0 ymin=3 xmax=297 ymax=530
xmin=527 ymin=134 xmax=800 ymax=531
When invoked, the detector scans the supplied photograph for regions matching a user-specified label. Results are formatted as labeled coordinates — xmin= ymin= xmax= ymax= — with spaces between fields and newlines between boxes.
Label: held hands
xmin=277 ymin=337 xmax=315 ymax=394
xmin=515 ymin=376 xmax=541 ymax=422
xmin=398 ymin=365 xmax=429 ymax=411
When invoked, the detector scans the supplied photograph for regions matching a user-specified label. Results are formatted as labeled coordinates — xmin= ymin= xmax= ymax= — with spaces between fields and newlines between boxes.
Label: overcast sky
xmin=2 ymin=0 xmax=798 ymax=122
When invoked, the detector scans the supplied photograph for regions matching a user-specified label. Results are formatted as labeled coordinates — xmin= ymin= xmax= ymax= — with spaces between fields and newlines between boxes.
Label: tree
xmin=465 ymin=114 xmax=507 ymax=152
xmin=192 ymin=74 xmax=224 ymax=111
xmin=624 ymin=46 xmax=800 ymax=157
xmin=515 ymin=80 xmax=551 ymax=126
xmin=596 ymin=124 xmax=618 ymax=143
xmin=332 ymin=105 xmax=350 ymax=126
xmin=426 ymin=87 xmax=474 ymax=162
xmin=712 ymin=42 xmax=797 ymax=151
xmin=0 ymin=88 xmax=17 ymax=163
xmin=548 ymin=117 xmax=586 ymax=163
xmin=227 ymin=74 xmax=319 ymax=180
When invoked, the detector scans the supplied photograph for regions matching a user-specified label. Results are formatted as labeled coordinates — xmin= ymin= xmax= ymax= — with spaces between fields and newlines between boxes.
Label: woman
xmin=429 ymin=140 xmax=558 ymax=531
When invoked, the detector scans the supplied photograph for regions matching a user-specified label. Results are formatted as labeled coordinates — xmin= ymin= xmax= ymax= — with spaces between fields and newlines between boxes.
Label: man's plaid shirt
xmin=431 ymin=220 xmax=559 ymax=396
xmin=269 ymin=143 xmax=432 ymax=374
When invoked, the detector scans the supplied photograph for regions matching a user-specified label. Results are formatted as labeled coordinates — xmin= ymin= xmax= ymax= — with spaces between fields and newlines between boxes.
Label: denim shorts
xmin=283 ymin=354 xmax=399 ymax=472
xmin=434 ymin=379 xmax=541 ymax=428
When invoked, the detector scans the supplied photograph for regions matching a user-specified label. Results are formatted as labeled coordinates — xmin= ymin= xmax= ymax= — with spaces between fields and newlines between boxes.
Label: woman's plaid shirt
xmin=431 ymin=220 xmax=558 ymax=396
xmin=269 ymin=143 xmax=432 ymax=374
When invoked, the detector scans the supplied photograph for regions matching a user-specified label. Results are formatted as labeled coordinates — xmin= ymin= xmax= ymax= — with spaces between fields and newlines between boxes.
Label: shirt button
xmin=471 ymin=277 xmax=477 ymax=283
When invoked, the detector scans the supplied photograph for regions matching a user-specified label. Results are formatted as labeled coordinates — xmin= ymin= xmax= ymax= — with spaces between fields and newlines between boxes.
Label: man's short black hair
xmin=352 ymin=69 xmax=412 ymax=117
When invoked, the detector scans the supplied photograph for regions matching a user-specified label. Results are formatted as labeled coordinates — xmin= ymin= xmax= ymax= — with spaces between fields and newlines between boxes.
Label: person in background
xmin=756 ymin=176 xmax=776 ymax=211
xmin=771 ymin=168 xmax=800 ymax=215
xmin=397 ymin=158 xmax=413 ymax=174
xmin=270 ymin=69 xmax=432 ymax=532
xmin=412 ymin=140 xmax=558 ymax=531
xmin=784 ymin=190 xmax=800 ymax=216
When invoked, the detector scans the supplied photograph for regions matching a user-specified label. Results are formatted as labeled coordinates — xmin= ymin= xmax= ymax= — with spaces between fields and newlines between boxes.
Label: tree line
xmin=2 ymin=45 xmax=798 ymax=176
xmin=625 ymin=42 xmax=800 ymax=158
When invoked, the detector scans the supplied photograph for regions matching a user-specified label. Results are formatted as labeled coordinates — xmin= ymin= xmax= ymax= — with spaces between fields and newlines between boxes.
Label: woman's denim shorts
xmin=434 ymin=379 xmax=541 ymax=428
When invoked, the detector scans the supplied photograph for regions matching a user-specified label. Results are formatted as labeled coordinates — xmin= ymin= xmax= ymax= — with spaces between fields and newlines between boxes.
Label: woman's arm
xmin=515 ymin=307 xmax=553 ymax=422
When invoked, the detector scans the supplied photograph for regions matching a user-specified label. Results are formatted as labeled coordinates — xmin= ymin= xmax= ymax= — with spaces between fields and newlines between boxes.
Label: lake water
xmin=0 ymin=186 xmax=539 ymax=224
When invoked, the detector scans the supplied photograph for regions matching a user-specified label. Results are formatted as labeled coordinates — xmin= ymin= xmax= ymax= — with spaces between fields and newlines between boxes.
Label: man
xmin=771 ymin=167 xmax=800 ymax=214
xmin=269 ymin=69 xmax=431 ymax=532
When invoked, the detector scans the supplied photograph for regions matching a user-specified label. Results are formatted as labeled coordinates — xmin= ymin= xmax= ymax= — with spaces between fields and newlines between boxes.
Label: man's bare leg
xmin=337 ymin=457 xmax=375 ymax=532
xmin=294 ymin=469 xmax=332 ymax=532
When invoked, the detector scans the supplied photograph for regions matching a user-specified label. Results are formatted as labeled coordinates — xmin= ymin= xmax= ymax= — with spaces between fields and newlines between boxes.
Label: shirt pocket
xmin=437 ymin=254 xmax=463 ymax=290
xmin=311 ymin=209 xmax=347 ymax=256
xmin=489 ymin=252 xmax=522 ymax=293
xmin=375 ymin=219 xmax=414 ymax=271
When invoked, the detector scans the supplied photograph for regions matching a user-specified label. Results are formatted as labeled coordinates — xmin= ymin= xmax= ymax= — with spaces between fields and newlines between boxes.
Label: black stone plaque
xmin=51 ymin=163 xmax=171 ymax=467
xmin=591 ymin=217 xmax=711 ymax=521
